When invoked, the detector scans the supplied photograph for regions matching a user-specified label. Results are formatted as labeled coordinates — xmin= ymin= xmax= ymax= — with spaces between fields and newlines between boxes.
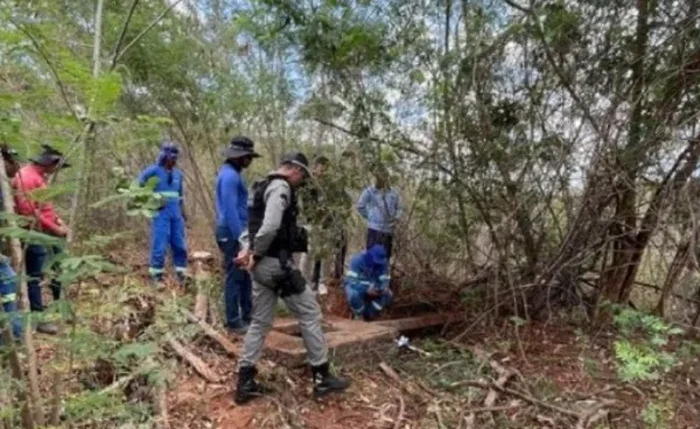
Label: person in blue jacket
xmin=356 ymin=167 xmax=402 ymax=260
xmin=215 ymin=136 xmax=260 ymax=334
xmin=344 ymin=244 xmax=392 ymax=321
xmin=138 ymin=141 xmax=188 ymax=286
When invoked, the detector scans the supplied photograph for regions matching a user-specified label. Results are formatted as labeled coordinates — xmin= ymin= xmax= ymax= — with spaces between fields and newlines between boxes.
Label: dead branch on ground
xmin=165 ymin=335 xmax=221 ymax=383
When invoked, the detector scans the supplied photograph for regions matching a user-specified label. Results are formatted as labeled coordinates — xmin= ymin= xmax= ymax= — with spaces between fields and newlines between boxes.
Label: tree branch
xmin=14 ymin=23 xmax=80 ymax=123
xmin=113 ymin=0 xmax=185 ymax=64
xmin=110 ymin=0 xmax=141 ymax=70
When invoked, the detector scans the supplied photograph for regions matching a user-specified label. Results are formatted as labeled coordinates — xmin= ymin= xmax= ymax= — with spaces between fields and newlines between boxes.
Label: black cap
xmin=0 ymin=145 xmax=21 ymax=162
xmin=222 ymin=136 xmax=260 ymax=159
xmin=30 ymin=144 xmax=70 ymax=168
xmin=280 ymin=151 xmax=311 ymax=175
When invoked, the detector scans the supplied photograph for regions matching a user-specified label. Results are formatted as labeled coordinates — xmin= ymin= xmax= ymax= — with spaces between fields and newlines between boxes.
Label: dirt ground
xmin=162 ymin=311 xmax=700 ymax=429
xmin=28 ymin=241 xmax=700 ymax=429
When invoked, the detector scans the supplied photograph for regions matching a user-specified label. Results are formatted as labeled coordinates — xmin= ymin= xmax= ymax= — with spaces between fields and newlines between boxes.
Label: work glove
xmin=366 ymin=286 xmax=382 ymax=298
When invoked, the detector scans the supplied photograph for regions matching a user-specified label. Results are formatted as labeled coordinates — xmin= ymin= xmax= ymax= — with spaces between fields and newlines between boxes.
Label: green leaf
xmin=0 ymin=226 xmax=63 ymax=246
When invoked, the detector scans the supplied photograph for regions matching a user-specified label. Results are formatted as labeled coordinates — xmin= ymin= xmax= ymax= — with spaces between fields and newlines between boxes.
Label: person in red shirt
xmin=12 ymin=145 xmax=70 ymax=335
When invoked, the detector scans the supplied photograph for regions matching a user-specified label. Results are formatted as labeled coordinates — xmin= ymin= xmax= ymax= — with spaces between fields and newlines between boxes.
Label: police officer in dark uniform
xmin=233 ymin=151 xmax=349 ymax=404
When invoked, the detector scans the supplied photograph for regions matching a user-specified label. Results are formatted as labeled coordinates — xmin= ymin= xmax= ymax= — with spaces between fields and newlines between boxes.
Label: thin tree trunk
xmin=654 ymin=241 xmax=691 ymax=317
xmin=601 ymin=0 xmax=651 ymax=302
xmin=67 ymin=0 xmax=104 ymax=243
xmin=614 ymin=140 xmax=700 ymax=302
xmin=0 ymin=151 xmax=38 ymax=428
xmin=54 ymin=1 xmax=105 ymax=425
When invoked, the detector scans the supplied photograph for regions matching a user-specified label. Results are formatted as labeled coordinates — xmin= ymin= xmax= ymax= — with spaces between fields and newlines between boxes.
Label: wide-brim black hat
xmin=30 ymin=144 xmax=70 ymax=168
xmin=280 ymin=151 xmax=311 ymax=176
xmin=222 ymin=136 xmax=261 ymax=160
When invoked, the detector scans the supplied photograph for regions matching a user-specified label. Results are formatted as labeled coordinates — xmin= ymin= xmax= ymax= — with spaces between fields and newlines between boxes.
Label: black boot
xmin=311 ymin=362 xmax=350 ymax=398
xmin=235 ymin=366 xmax=269 ymax=405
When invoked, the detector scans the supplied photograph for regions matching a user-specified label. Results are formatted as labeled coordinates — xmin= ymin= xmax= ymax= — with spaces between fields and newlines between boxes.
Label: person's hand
xmin=235 ymin=249 xmax=257 ymax=271
xmin=366 ymin=287 xmax=381 ymax=298
xmin=234 ymin=249 xmax=250 ymax=267
xmin=245 ymin=256 xmax=257 ymax=272
xmin=56 ymin=225 xmax=70 ymax=237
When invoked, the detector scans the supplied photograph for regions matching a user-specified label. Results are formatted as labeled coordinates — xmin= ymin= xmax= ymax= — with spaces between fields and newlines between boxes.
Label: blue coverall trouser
xmin=345 ymin=285 xmax=393 ymax=320
xmin=0 ymin=260 xmax=22 ymax=339
xmin=149 ymin=210 xmax=187 ymax=280
xmin=215 ymin=226 xmax=252 ymax=327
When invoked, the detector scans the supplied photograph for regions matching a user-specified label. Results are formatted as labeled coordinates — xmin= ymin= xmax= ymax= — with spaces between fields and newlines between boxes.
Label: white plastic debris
xmin=395 ymin=335 xmax=431 ymax=356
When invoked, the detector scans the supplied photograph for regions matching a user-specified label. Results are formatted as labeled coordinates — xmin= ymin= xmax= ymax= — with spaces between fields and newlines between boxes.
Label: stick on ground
xmin=165 ymin=335 xmax=221 ymax=383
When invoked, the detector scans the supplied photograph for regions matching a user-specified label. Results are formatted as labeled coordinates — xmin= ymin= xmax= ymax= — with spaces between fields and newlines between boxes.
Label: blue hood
xmin=364 ymin=244 xmax=388 ymax=271
xmin=157 ymin=140 xmax=180 ymax=165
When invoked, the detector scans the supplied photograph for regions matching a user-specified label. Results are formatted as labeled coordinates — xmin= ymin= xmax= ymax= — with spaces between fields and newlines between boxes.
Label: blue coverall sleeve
xmin=344 ymin=255 xmax=365 ymax=289
xmin=138 ymin=165 xmax=158 ymax=187
xmin=377 ymin=264 xmax=391 ymax=291
xmin=356 ymin=188 xmax=371 ymax=220
xmin=221 ymin=172 xmax=242 ymax=240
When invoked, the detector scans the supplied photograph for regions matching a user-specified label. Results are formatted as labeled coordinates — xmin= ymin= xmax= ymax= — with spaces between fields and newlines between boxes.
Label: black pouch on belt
xmin=272 ymin=268 xmax=307 ymax=297
xmin=273 ymin=249 xmax=307 ymax=297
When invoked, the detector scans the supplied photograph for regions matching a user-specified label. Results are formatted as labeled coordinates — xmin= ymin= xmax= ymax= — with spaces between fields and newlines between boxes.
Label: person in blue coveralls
xmin=344 ymin=244 xmax=392 ymax=321
xmin=138 ymin=141 xmax=188 ymax=286
xmin=0 ymin=145 xmax=22 ymax=342
xmin=215 ymin=136 xmax=260 ymax=334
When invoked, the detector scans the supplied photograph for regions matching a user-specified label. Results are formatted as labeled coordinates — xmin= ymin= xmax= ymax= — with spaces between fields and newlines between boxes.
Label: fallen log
xmin=181 ymin=309 xmax=276 ymax=373
xmin=165 ymin=335 xmax=220 ymax=383
xmin=185 ymin=311 xmax=239 ymax=358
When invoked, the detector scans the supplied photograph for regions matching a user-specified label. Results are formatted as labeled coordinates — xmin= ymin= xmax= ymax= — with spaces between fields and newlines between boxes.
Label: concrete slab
xmin=263 ymin=316 xmax=398 ymax=366
xmin=375 ymin=313 xmax=461 ymax=332
xmin=262 ymin=314 xmax=460 ymax=366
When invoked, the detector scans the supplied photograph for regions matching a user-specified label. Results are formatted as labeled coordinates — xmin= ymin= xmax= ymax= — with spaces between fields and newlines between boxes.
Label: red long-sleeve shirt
xmin=12 ymin=164 xmax=63 ymax=236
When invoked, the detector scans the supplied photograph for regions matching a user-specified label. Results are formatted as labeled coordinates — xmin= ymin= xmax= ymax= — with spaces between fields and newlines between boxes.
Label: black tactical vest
xmin=248 ymin=174 xmax=304 ymax=257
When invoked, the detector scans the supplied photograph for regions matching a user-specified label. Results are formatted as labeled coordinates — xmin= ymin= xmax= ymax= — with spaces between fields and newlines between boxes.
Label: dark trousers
xmin=26 ymin=244 xmax=62 ymax=312
xmin=310 ymin=230 xmax=347 ymax=285
xmin=366 ymin=228 xmax=393 ymax=260
xmin=216 ymin=226 xmax=252 ymax=327
xmin=334 ymin=230 xmax=347 ymax=279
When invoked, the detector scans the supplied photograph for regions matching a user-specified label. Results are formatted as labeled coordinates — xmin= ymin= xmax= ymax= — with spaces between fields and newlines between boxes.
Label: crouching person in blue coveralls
xmin=344 ymin=244 xmax=392 ymax=321
xmin=138 ymin=141 xmax=188 ymax=286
